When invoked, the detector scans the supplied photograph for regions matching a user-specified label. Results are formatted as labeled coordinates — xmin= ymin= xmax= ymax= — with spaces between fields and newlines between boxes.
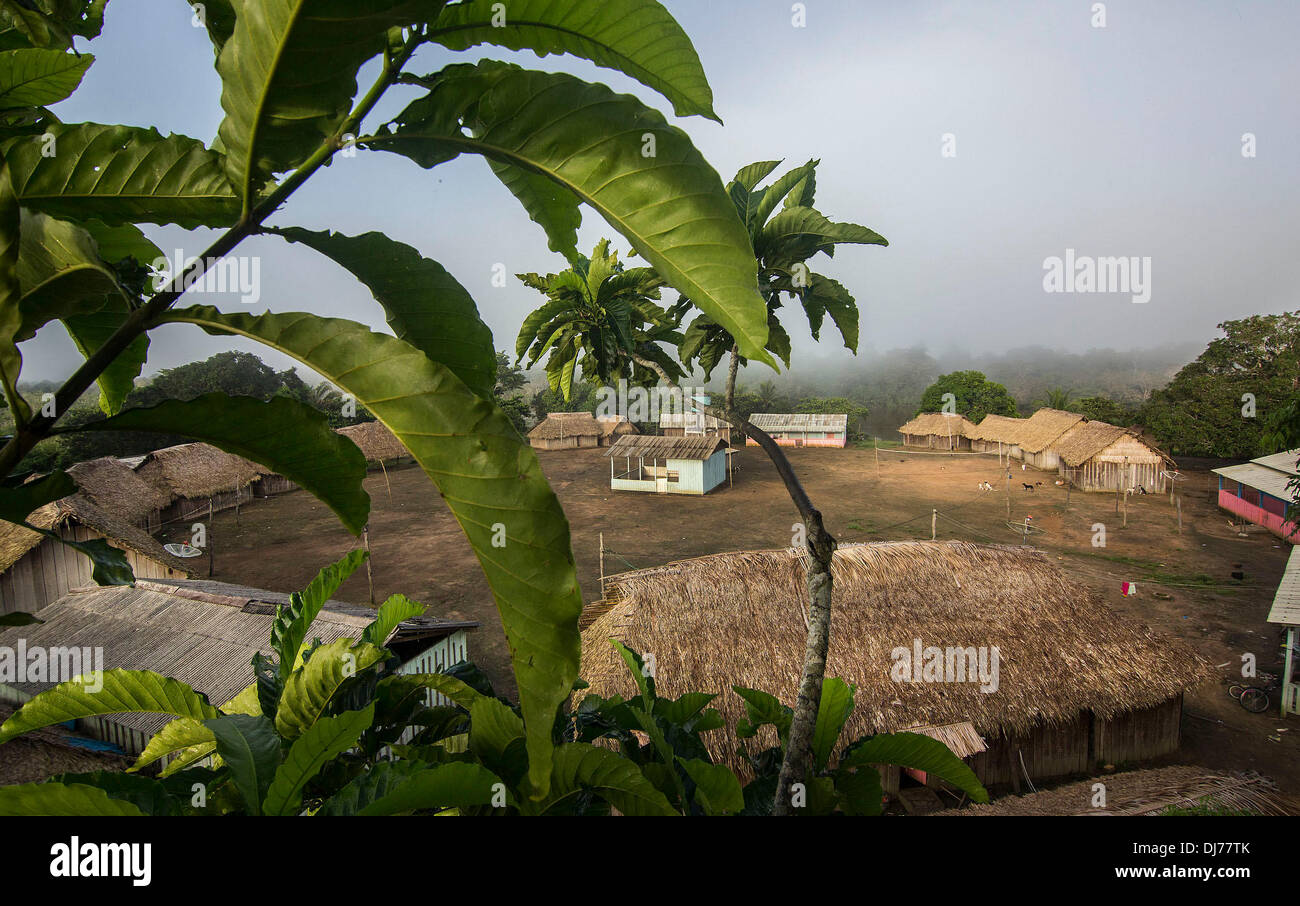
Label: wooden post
xmin=931 ymin=508 xmax=937 ymax=540
xmin=1005 ymin=469 xmax=1011 ymax=520
xmin=874 ymin=437 xmax=880 ymax=480
xmin=1122 ymin=457 xmax=1129 ymax=528
xmin=1065 ymin=478 xmax=1071 ymax=512
xmin=207 ymin=497 xmax=214 ymax=578
xmin=379 ymin=459 xmax=392 ymax=503
xmin=1177 ymin=495 xmax=1182 ymax=534
xmin=599 ymin=532 xmax=606 ymax=597
xmin=363 ymin=525 xmax=375 ymax=606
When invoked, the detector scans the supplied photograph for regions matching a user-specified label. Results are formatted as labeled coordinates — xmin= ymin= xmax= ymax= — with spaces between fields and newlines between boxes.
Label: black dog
xmin=1022 ymin=483 xmax=1035 ymax=491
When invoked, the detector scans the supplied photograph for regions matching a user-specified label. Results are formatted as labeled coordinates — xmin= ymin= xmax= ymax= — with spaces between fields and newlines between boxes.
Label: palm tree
xmin=1044 ymin=387 xmax=1074 ymax=410
xmin=515 ymin=239 xmax=684 ymax=399
xmin=679 ymin=159 xmax=886 ymax=412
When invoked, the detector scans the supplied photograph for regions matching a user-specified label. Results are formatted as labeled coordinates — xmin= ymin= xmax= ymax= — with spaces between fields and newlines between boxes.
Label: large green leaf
xmin=0 ymin=781 xmax=146 ymax=816
xmin=681 ymin=758 xmax=743 ymax=815
xmin=756 ymin=205 xmax=887 ymax=264
xmin=62 ymin=306 xmax=148 ymax=415
xmin=263 ymin=704 xmax=374 ymax=816
xmin=0 ymin=670 xmax=218 ymax=743
xmin=160 ymin=304 xmax=581 ymax=797
xmin=523 ymin=742 xmax=677 ymax=816
xmin=391 ymin=672 xmax=488 ymax=710
xmin=215 ymin=0 xmax=425 ymax=206
xmin=375 ymin=61 xmax=771 ymax=365
xmin=729 ymin=160 xmax=781 ymax=193
xmin=13 ymin=210 xmax=129 ymax=338
xmin=732 ymin=685 xmax=792 ymax=746
xmin=356 ymin=762 xmax=506 ymax=815
xmin=428 ymin=0 xmax=718 ymax=122
xmin=360 ymin=592 xmax=426 ymax=647
xmin=810 ymin=677 xmax=854 ymax=772
xmin=751 ymin=159 xmax=818 ymax=232
xmin=320 ymin=759 xmax=504 ymax=816
xmin=271 ymin=226 xmax=496 ymax=397
xmin=803 ymin=273 xmax=857 ymax=352
xmin=0 ymin=468 xmax=73 ymax=522
xmin=68 ymin=394 xmax=371 ymax=533
xmin=840 ymin=731 xmax=989 ymax=803
xmin=489 ymin=161 xmax=582 ymax=261
xmin=0 ymin=47 xmax=90 ymax=106
xmin=272 ymin=549 xmax=369 ymax=681
xmin=0 ymin=158 xmax=25 ymax=419
xmin=274 ymin=638 xmax=386 ymax=739
xmin=131 ymin=682 xmax=259 ymax=775
xmin=1 ymin=122 xmax=241 ymax=227
xmin=204 ymin=713 xmax=281 ymax=815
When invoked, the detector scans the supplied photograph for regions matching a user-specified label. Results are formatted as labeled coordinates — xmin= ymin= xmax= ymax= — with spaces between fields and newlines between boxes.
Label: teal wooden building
xmin=606 ymin=435 xmax=728 ymax=495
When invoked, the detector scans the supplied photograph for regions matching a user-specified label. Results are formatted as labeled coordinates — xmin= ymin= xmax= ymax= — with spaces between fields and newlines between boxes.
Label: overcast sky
xmin=19 ymin=0 xmax=1300 ymax=384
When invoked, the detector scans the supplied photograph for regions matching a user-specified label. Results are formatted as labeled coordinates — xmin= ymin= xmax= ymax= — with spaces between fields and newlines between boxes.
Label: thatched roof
xmin=605 ymin=434 xmax=725 ymax=461
xmin=965 ymin=414 xmax=1026 ymax=443
xmin=940 ymin=766 xmax=1297 ymax=816
xmin=579 ymin=541 xmax=1208 ymax=771
xmin=596 ymin=415 xmax=638 ymax=439
xmin=65 ymin=457 xmax=171 ymax=525
xmin=528 ymin=412 xmax=601 ymax=440
xmin=336 ymin=421 xmax=409 ymax=462
xmin=1015 ymin=409 xmax=1085 ymax=454
xmin=1052 ymin=420 xmax=1132 ymax=467
xmin=0 ymin=494 xmax=191 ymax=574
xmin=134 ymin=442 xmax=263 ymax=500
xmin=898 ymin=412 xmax=975 ymax=437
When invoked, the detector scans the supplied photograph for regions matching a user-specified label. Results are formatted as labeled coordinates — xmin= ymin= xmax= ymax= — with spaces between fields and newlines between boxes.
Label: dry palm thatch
xmin=965 ymin=414 xmax=1027 ymax=443
xmin=528 ymin=412 xmax=602 ymax=440
xmin=1051 ymin=420 xmax=1132 ymax=467
xmin=898 ymin=412 xmax=975 ymax=438
xmin=336 ymin=421 xmax=409 ymax=462
xmin=579 ymin=541 xmax=1209 ymax=773
xmin=65 ymin=457 xmax=171 ymax=525
xmin=1015 ymin=408 xmax=1086 ymax=454
xmin=133 ymin=442 xmax=263 ymax=501
xmin=596 ymin=415 xmax=638 ymax=440
xmin=940 ymin=765 xmax=1297 ymax=816
xmin=0 ymin=494 xmax=190 ymax=574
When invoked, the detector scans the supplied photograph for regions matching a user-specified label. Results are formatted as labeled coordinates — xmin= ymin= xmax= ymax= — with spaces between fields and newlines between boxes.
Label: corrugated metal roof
xmin=1251 ymin=450 xmax=1300 ymax=474
xmin=0 ymin=581 xmax=475 ymax=737
xmin=1211 ymin=463 xmax=1296 ymax=500
xmin=749 ymin=413 xmax=848 ymax=431
xmin=1268 ymin=545 xmax=1300 ymax=626
xmin=658 ymin=412 xmax=727 ymax=429
xmin=605 ymin=434 xmax=725 ymax=461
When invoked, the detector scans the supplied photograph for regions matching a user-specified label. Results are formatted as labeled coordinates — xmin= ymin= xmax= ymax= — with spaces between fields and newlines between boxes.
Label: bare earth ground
xmin=166 ymin=444 xmax=1300 ymax=799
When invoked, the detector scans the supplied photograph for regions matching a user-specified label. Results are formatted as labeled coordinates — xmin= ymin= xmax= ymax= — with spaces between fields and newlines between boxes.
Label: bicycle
xmin=1229 ymin=673 xmax=1280 ymax=714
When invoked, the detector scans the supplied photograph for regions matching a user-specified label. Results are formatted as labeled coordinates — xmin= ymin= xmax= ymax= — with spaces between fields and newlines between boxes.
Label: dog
xmin=1022 ymin=483 xmax=1035 ymax=491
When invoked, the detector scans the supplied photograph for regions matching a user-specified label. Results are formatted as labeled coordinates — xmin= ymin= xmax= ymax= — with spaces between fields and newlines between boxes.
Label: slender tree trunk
xmin=634 ymin=348 xmax=836 ymax=814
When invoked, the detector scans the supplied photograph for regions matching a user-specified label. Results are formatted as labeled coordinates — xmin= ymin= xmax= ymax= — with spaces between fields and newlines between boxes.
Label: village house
xmin=578 ymin=541 xmax=1207 ymax=796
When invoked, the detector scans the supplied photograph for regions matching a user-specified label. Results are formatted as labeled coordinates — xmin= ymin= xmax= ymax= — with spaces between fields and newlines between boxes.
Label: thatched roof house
xmin=579 ymin=541 xmax=1207 ymax=792
xmin=596 ymin=415 xmax=639 ymax=444
xmin=0 ymin=494 xmax=192 ymax=616
xmin=336 ymin=421 xmax=410 ymax=466
xmin=0 ymin=578 xmax=477 ymax=757
xmin=528 ymin=412 xmax=603 ymax=451
xmin=134 ymin=442 xmax=264 ymax=524
xmin=1015 ymin=408 xmax=1085 ymax=469
xmin=1053 ymin=420 xmax=1173 ymax=493
xmin=898 ymin=413 xmax=975 ymax=451
xmin=964 ymin=414 xmax=1027 ymax=457
xmin=65 ymin=457 xmax=171 ymax=532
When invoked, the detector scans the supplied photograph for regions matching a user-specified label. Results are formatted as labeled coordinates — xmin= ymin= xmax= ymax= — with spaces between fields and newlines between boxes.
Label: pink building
xmin=1212 ymin=450 xmax=1300 ymax=542
xmin=746 ymin=413 xmax=848 ymax=448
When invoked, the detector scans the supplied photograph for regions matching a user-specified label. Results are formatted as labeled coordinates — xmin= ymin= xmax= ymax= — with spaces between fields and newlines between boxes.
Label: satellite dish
xmin=164 ymin=542 xmax=203 ymax=558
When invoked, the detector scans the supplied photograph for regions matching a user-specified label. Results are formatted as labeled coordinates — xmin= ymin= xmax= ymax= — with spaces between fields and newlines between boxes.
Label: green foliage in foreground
xmin=0 ymin=554 xmax=987 ymax=816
